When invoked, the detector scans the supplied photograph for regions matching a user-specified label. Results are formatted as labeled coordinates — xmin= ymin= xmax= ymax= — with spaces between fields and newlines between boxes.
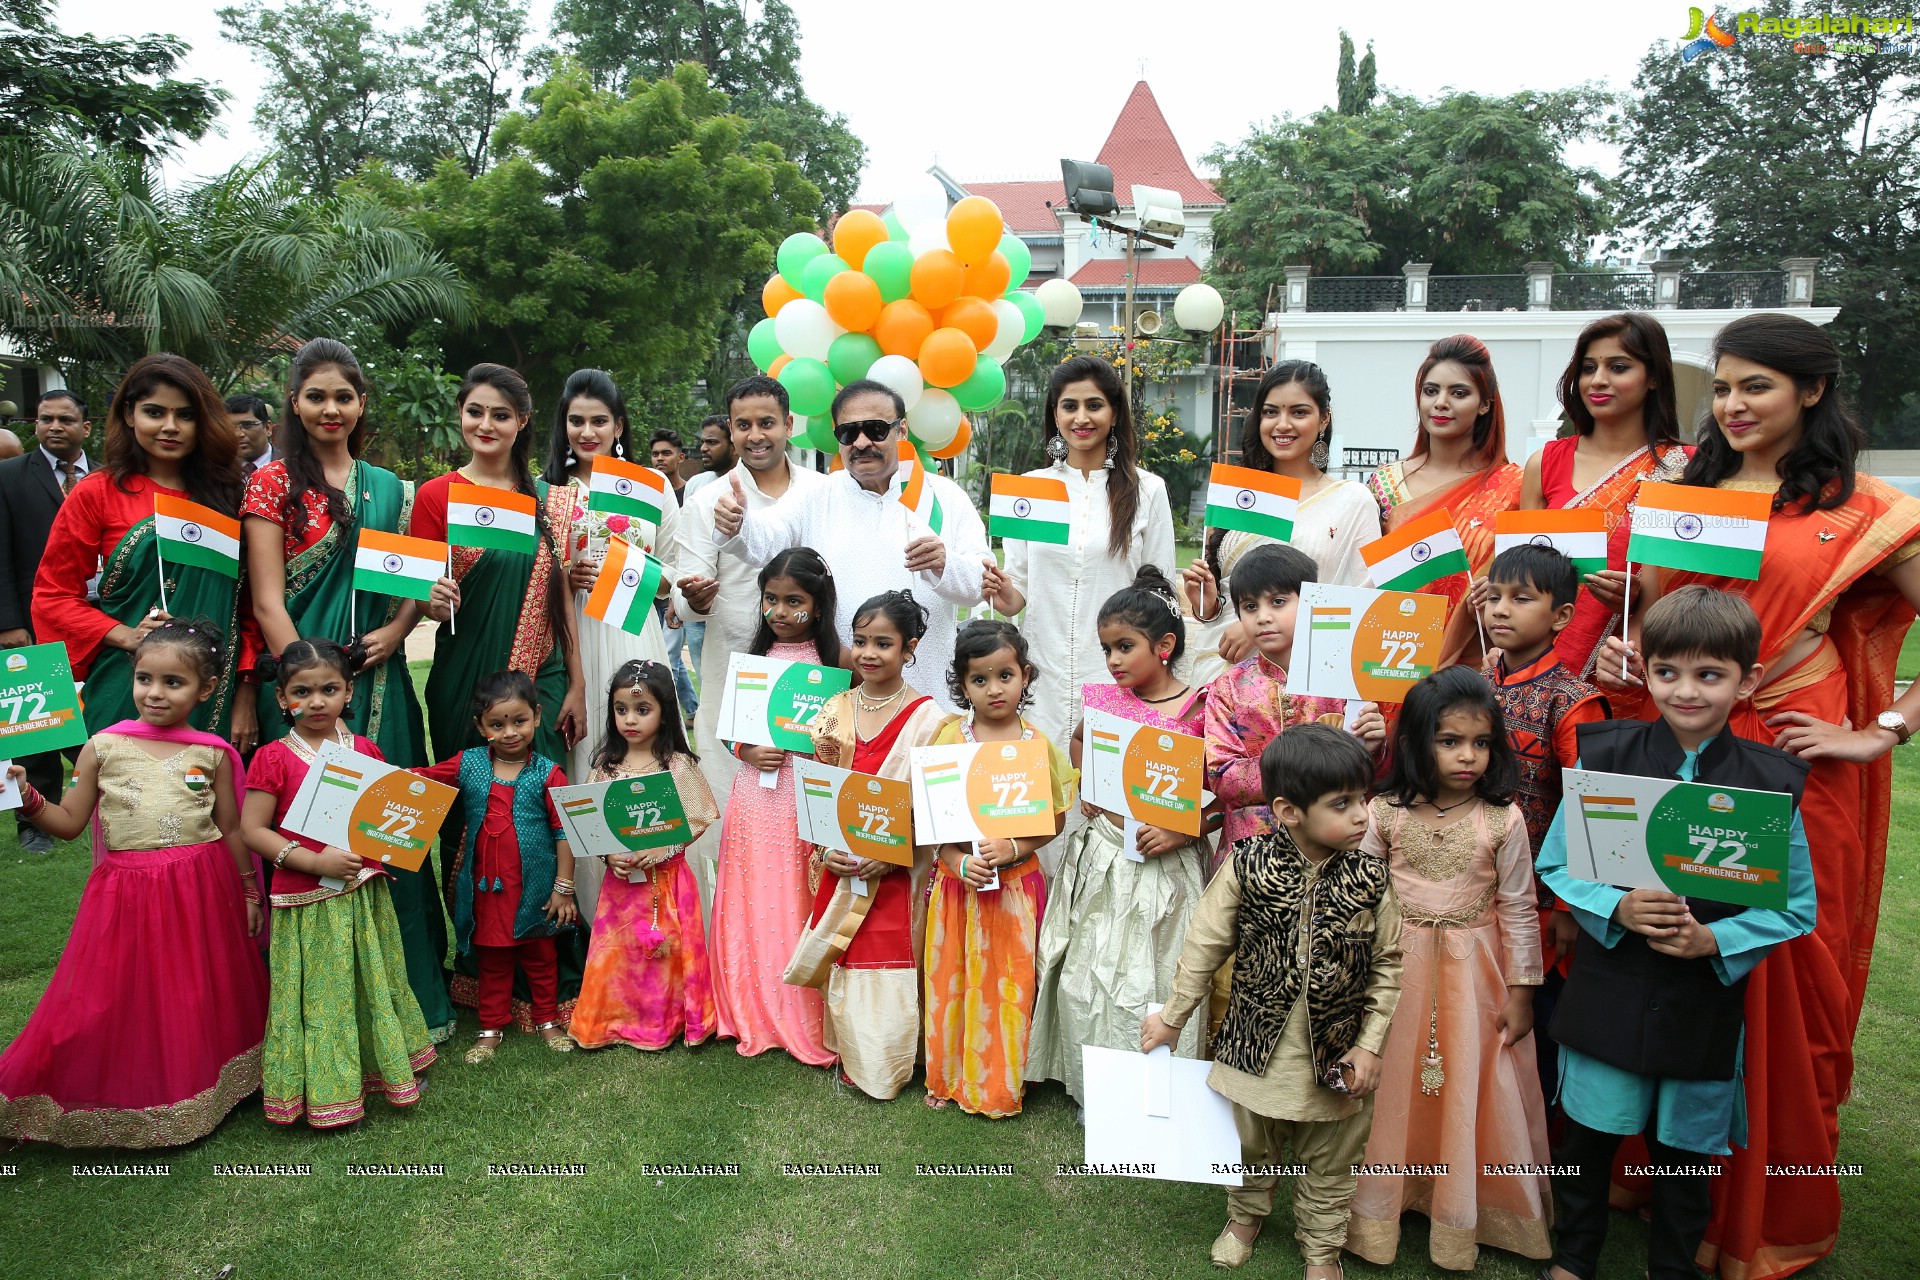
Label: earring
xmin=1104 ymin=435 xmax=1119 ymax=469
xmin=280 ymin=707 xmax=298 ymax=727
xmin=615 ymin=441 xmax=625 ymax=459
xmin=1310 ymin=431 xmax=1330 ymax=472
xmin=566 ymin=447 xmax=577 ymax=466
xmin=1045 ymin=434 xmax=1068 ymax=463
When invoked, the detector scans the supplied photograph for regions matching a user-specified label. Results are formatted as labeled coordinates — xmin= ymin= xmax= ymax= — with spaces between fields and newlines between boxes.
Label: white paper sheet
xmin=1081 ymin=1033 xmax=1243 ymax=1187
xmin=0 ymin=761 xmax=20 ymax=812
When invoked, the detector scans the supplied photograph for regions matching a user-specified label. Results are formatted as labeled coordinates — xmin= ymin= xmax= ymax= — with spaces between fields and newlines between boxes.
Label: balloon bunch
xmin=749 ymin=197 xmax=1051 ymax=461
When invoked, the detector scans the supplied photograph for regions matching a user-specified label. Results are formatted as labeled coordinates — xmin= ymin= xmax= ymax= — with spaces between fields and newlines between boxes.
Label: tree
xmin=402 ymin=0 xmax=530 ymax=178
xmin=351 ymin=62 xmax=819 ymax=415
xmin=1617 ymin=3 xmax=1920 ymax=439
xmin=0 ymin=0 xmax=223 ymax=154
xmin=0 ymin=143 xmax=472 ymax=413
xmin=1205 ymin=55 xmax=1610 ymax=320
xmin=1335 ymin=32 xmax=1378 ymax=117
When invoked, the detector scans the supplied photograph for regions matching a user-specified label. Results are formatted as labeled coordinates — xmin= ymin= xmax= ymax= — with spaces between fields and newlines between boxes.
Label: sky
xmin=57 ymin=0 xmax=1691 ymax=198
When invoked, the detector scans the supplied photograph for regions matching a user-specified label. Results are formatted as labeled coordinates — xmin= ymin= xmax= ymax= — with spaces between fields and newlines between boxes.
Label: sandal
xmin=536 ymin=1020 xmax=575 ymax=1053
xmin=923 ymin=1093 xmax=950 ymax=1110
xmin=464 ymin=1029 xmax=504 ymax=1065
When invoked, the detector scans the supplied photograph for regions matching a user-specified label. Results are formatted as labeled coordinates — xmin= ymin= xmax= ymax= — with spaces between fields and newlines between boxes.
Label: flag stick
xmin=157 ymin=548 xmax=171 ymax=614
xmin=1621 ymin=561 xmax=1633 ymax=682
xmin=447 ymin=549 xmax=457 ymax=636
xmin=1468 ymin=569 xmax=1487 ymax=656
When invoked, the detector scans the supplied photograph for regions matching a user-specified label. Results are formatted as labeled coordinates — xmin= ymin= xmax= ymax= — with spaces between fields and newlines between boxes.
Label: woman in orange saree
xmin=1521 ymin=313 xmax=1691 ymax=676
xmin=1365 ymin=334 xmax=1523 ymax=671
xmin=1596 ymin=313 xmax=1920 ymax=1280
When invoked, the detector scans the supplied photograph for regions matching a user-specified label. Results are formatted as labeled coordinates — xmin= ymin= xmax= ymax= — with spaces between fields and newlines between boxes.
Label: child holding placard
xmin=414 ymin=670 xmax=579 ymax=1064
xmin=922 ymin=619 xmax=1076 ymax=1117
xmin=1344 ymin=666 xmax=1551 ymax=1269
xmin=570 ymin=659 xmax=718 ymax=1051
xmin=1028 ymin=566 xmax=1217 ymax=1106
xmin=1537 ymin=588 xmax=1815 ymax=1280
xmin=240 ymin=638 xmax=436 ymax=1128
xmin=712 ymin=547 xmax=840 ymax=1066
xmin=2 ymin=620 xmax=270 ymax=1147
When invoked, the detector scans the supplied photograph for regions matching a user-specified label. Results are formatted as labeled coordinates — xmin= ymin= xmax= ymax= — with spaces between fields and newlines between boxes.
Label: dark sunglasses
xmin=834 ymin=418 xmax=899 ymax=446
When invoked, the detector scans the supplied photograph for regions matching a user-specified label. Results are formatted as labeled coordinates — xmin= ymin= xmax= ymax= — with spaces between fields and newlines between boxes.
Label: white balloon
xmin=891 ymin=178 xmax=948 ymax=234
xmin=774 ymin=298 xmax=835 ymax=362
xmin=907 ymin=387 xmax=962 ymax=445
xmin=1172 ymin=282 xmax=1225 ymax=334
xmin=1035 ymin=278 xmax=1084 ymax=327
xmin=983 ymin=299 xmax=1022 ymax=361
xmin=867 ymin=354 xmax=926 ymax=412
xmin=908 ymin=217 xmax=951 ymax=259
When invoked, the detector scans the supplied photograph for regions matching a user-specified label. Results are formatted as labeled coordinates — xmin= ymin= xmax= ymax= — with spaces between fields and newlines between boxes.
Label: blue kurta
xmin=1535 ymin=738 xmax=1817 ymax=1154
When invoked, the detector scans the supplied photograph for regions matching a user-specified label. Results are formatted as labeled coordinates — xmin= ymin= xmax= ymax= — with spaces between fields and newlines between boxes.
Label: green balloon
xmin=800 ymin=253 xmax=849 ymax=302
xmin=999 ymin=234 xmax=1032 ymax=289
xmin=862 ymin=241 xmax=914 ymax=303
xmin=779 ymin=356 xmax=835 ymax=418
xmin=953 ymin=355 xmax=1007 ymax=412
xmin=882 ymin=209 xmax=910 ymax=242
xmin=747 ymin=316 xmax=783 ymax=370
xmin=801 ymin=415 xmax=839 ymax=452
xmin=777 ymin=233 xmax=828 ymax=288
xmin=828 ymin=332 xmax=883 ymax=385
xmin=1008 ymin=291 xmax=1046 ymax=344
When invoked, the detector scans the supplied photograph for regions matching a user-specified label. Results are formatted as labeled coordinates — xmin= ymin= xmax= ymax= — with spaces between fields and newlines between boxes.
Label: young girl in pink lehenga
xmin=1344 ymin=667 xmax=1551 ymax=1270
xmin=710 ymin=548 xmax=840 ymax=1065
xmin=567 ymin=659 xmax=717 ymax=1051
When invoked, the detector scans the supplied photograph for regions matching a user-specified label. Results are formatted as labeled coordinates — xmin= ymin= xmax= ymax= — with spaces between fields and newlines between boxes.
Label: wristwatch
xmin=1876 ymin=709 xmax=1912 ymax=746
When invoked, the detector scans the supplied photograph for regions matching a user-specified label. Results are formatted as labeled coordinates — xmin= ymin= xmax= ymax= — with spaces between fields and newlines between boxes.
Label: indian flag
xmin=1090 ymin=727 xmax=1122 ymax=757
xmin=1495 ymin=510 xmax=1608 ymax=577
xmin=989 ymin=474 xmax=1070 ymax=545
xmin=922 ymin=760 xmax=961 ymax=788
xmin=1362 ymin=509 xmax=1469 ymax=593
xmin=320 ymin=761 xmax=363 ymax=792
xmin=446 ymin=483 xmax=538 ymax=556
xmin=894 ymin=453 xmax=945 ymax=536
xmin=1311 ymin=605 xmax=1352 ymax=631
xmin=353 ymin=528 xmax=447 ymax=602
xmin=734 ymin=669 xmax=770 ymax=692
xmin=587 ymin=457 xmax=668 ymax=525
xmin=561 ymin=796 xmax=597 ymax=817
xmin=152 ymin=495 xmax=240 ymax=578
xmin=1204 ymin=465 xmax=1300 ymax=541
xmin=582 ymin=536 xmax=664 ymax=637
xmin=1627 ymin=482 xmax=1769 ymax=581
xmin=1580 ymin=794 xmax=1638 ymax=821
xmin=802 ymin=776 xmax=835 ymax=801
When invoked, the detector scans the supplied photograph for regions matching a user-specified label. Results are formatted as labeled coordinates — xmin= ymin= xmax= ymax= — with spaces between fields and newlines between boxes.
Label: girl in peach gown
xmin=1344 ymin=667 xmax=1551 ymax=1271
xmin=709 ymin=548 xmax=840 ymax=1064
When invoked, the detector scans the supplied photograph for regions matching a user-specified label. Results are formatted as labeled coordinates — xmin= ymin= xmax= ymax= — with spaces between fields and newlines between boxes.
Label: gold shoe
xmin=536 ymin=1020 xmax=575 ymax=1053
xmin=463 ymin=1030 xmax=504 ymax=1065
xmin=1210 ymin=1225 xmax=1257 ymax=1269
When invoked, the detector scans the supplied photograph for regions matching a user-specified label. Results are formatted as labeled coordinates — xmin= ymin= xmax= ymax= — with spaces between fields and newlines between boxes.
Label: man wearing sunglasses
xmin=711 ymin=378 xmax=988 ymax=711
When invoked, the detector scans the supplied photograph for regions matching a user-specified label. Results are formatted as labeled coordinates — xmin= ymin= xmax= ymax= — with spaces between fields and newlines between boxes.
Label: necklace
xmin=855 ymin=683 xmax=908 ymax=712
xmin=962 ymin=712 xmax=1031 ymax=744
xmin=283 ymin=722 xmax=352 ymax=765
xmin=1420 ymin=794 xmax=1476 ymax=841
xmin=1137 ymin=683 xmax=1190 ymax=705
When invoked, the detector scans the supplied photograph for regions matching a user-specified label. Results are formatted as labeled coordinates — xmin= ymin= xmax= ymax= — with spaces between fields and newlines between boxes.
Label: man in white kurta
xmin=711 ymin=381 xmax=988 ymax=712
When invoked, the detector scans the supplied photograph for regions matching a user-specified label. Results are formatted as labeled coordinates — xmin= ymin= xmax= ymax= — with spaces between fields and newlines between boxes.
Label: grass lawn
xmin=1900 ymin=626 xmax=1920 ymax=682
xmin=3 ymin=684 xmax=1914 ymax=1277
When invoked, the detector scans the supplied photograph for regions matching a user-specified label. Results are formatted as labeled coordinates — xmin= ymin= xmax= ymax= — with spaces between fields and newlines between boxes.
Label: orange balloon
xmin=909 ymin=249 xmax=964 ymax=310
xmin=928 ymin=417 xmax=971 ymax=459
xmin=832 ymin=209 xmax=888 ymax=271
xmin=946 ymin=195 xmax=1004 ymax=265
xmin=767 ymin=354 xmax=792 ymax=378
xmin=828 ymin=451 xmax=844 ymax=473
xmin=941 ymin=297 xmax=998 ymax=351
xmin=823 ymin=270 xmax=883 ymax=332
xmin=962 ymin=252 xmax=1011 ymax=300
xmin=873 ymin=299 xmax=934 ymax=359
xmin=918 ymin=327 xmax=978 ymax=388
xmin=762 ymin=274 xmax=802 ymax=317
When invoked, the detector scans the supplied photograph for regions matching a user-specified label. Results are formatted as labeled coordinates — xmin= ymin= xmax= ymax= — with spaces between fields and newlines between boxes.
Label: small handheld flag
xmin=1494 ymin=510 xmax=1608 ymax=577
xmin=988 ymin=474 xmax=1071 ymax=545
xmin=586 ymin=458 xmax=669 ymax=526
xmin=894 ymin=453 xmax=945 ymax=536
xmin=1204 ymin=464 xmax=1300 ymax=542
xmin=583 ymin=536 xmax=665 ymax=638
xmin=1626 ymin=483 xmax=1769 ymax=580
xmin=1361 ymin=509 xmax=1469 ymax=593
xmin=446 ymin=483 xmax=538 ymax=556
xmin=353 ymin=529 xmax=449 ymax=603
xmin=153 ymin=495 xmax=241 ymax=580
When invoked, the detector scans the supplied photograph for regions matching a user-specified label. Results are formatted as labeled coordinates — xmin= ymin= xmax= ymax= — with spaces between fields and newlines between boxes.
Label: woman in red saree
xmin=1596 ymin=313 xmax=1920 ymax=1280
xmin=1521 ymin=312 xmax=1692 ymax=676
xmin=1365 ymin=335 xmax=1524 ymax=671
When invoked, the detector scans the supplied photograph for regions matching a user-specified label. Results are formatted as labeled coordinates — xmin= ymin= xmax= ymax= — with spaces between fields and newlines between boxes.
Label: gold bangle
xmin=273 ymin=840 xmax=300 ymax=869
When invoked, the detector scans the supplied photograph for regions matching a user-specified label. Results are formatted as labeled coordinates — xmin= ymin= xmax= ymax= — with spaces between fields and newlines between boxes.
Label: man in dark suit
xmin=0 ymin=390 xmax=94 ymax=852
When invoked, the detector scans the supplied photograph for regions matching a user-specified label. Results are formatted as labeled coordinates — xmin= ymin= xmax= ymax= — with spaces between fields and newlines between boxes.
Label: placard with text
xmin=715 ymin=652 xmax=852 ymax=752
xmin=1294 ymin=583 xmax=1448 ymax=704
xmin=1560 ymin=768 xmax=1793 ymax=911
xmin=794 ymin=762 xmax=915 ymax=867
xmin=551 ymin=773 xmax=691 ymax=857
xmin=0 ymin=643 xmax=87 ymax=756
xmin=283 ymin=741 xmax=456 ymax=873
xmin=910 ymin=739 xmax=1056 ymax=844
xmin=1082 ymin=705 xmax=1204 ymax=837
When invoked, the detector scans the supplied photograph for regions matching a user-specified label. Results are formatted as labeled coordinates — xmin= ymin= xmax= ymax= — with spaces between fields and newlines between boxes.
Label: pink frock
xmin=709 ymin=639 xmax=835 ymax=1065
xmin=569 ymin=755 xmax=719 ymax=1050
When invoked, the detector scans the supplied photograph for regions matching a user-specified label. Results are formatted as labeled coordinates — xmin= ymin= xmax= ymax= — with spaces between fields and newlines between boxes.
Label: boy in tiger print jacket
xmin=1144 ymin=725 xmax=1403 ymax=1278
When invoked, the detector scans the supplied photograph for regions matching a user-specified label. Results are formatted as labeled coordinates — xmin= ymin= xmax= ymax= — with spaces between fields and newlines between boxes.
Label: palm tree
xmin=0 ymin=142 xmax=472 ymax=408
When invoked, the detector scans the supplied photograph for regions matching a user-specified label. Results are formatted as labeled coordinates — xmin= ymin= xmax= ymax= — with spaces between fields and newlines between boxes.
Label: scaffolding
xmin=1213 ymin=312 xmax=1277 ymax=466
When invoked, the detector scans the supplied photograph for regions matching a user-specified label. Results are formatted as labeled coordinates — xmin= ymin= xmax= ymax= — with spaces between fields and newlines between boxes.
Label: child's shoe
xmin=1209 ymin=1222 xmax=1258 ymax=1269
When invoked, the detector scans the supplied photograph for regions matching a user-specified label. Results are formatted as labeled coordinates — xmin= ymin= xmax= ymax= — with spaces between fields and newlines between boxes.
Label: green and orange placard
xmin=794 ymin=762 xmax=916 ymax=867
xmin=1295 ymin=583 xmax=1449 ymax=704
xmin=0 ymin=643 xmax=88 ymax=757
xmin=1082 ymin=706 xmax=1205 ymax=837
xmin=550 ymin=773 xmax=691 ymax=856
xmin=282 ymin=741 xmax=457 ymax=873
xmin=1560 ymin=767 xmax=1793 ymax=911
xmin=910 ymin=739 xmax=1056 ymax=843
xmin=716 ymin=651 xmax=853 ymax=753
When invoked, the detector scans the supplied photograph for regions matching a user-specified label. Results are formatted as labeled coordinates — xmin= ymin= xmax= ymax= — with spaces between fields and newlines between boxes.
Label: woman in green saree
xmin=411 ymin=362 xmax=589 ymax=1029
xmin=241 ymin=337 xmax=453 ymax=1041
xmin=33 ymin=354 xmax=254 ymax=748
